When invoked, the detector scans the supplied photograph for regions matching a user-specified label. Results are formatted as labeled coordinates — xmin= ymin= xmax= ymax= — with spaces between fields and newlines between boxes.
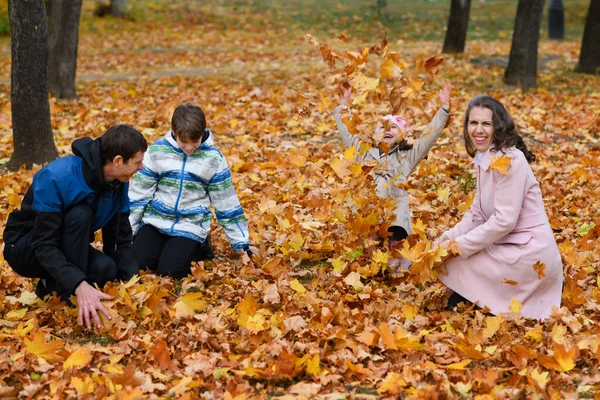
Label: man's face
xmin=115 ymin=151 xmax=145 ymax=182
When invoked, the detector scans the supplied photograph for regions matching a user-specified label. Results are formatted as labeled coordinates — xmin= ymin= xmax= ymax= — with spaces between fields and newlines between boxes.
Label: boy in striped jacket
xmin=128 ymin=104 xmax=250 ymax=278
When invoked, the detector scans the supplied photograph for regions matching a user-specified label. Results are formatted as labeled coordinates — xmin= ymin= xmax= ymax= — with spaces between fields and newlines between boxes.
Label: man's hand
xmin=439 ymin=80 xmax=451 ymax=111
xmin=75 ymin=281 xmax=113 ymax=329
xmin=432 ymin=234 xmax=449 ymax=249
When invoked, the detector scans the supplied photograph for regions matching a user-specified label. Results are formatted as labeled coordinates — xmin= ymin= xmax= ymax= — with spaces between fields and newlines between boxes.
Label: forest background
xmin=0 ymin=0 xmax=599 ymax=398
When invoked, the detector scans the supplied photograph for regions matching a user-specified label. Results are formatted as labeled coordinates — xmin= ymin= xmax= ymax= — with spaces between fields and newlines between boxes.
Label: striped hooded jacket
xmin=129 ymin=130 xmax=249 ymax=250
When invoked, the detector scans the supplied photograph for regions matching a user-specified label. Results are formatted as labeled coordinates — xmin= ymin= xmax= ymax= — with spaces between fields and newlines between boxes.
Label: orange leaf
xmin=574 ymin=110 xmax=597 ymax=128
xmin=148 ymin=339 xmax=172 ymax=370
xmin=501 ymin=278 xmax=519 ymax=286
xmin=490 ymin=155 xmax=511 ymax=174
xmin=424 ymin=55 xmax=444 ymax=78
xmin=24 ymin=330 xmax=66 ymax=364
xmin=378 ymin=322 xmax=397 ymax=350
xmin=533 ymin=261 xmax=547 ymax=279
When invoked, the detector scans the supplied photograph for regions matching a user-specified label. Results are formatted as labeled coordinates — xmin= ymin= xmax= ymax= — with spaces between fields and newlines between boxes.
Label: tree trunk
xmin=47 ymin=0 xmax=82 ymax=99
xmin=111 ymin=0 xmax=126 ymax=18
xmin=575 ymin=0 xmax=600 ymax=75
xmin=442 ymin=0 xmax=471 ymax=54
xmin=7 ymin=0 xmax=58 ymax=171
xmin=504 ymin=0 xmax=545 ymax=88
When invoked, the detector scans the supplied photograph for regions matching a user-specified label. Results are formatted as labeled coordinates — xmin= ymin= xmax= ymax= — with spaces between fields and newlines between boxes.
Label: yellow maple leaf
xmin=412 ymin=218 xmax=426 ymax=239
xmin=533 ymin=261 xmax=546 ymax=279
xmin=379 ymin=59 xmax=396 ymax=80
xmin=378 ymin=322 xmax=397 ymax=350
xmin=524 ymin=326 xmax=543 ymax=342
xmin=445 ymin=359 xmax=471 ymax=370
xmin=63 ymin=348 xmax=93 ymax=370
xmin=71 ymin=376 xmax=95 ymax=395
xmin=490 ymin=155 xmax=511 ymax=174
xmin=237 ymin=294 xmax=259 ymax=328
xmin=483 ymin=316 xmax=504 ymax=339
xmin=305 ymin=354 xmax=322 ymax=376
xmin=343 ymin=146 xmax=358 ymax=160
xmin=372 ymin=249 xmax=389 ymax=265
xmin=331 ymin=257 xmax=347 ymax=274
xmin=173 ymin=292 xmax=207 ymax=319
xmin=509 ymin=298 xmax=522 ymax=314
xmin=401 ymin=78 xmax=424 ymax=99
xmin=329 ymin=157 xmax=352 ymax=178
xmin=437 ymin=187 xmax=450 ymax=202
xmin=530 ymin=367 xmax=549 ymax=387
xmin=289 ymin=279 xmax=308 ymax=294
xmin=24 ymin=330 xmax=66 ymax=363
xmin=553 ymin=342 xmax=578 ymax=372
xmin=377 ymin=372 xmax=407 ymax=394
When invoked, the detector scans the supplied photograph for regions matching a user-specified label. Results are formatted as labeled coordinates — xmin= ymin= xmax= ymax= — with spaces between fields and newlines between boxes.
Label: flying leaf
xmin=424 ymin=54 xmax=444 ymax=79
xmin=490 ymin=155 xmax=511 ymax=174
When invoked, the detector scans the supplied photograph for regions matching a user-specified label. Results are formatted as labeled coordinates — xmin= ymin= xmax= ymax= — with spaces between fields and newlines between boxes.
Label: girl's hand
xmin=338 ymin=78 xmax=352 ymax=106
xmin=439 ymin=80 xmax=451 ymax=110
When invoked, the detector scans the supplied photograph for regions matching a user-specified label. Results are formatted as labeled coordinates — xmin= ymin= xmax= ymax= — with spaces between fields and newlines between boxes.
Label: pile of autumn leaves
xmin=1 ymin=35 xmax=600 ymax=399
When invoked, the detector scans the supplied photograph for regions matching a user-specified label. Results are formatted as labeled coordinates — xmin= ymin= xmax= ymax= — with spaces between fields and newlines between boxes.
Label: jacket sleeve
xmin=208 ymin=155 xmax=250 ymax=250
xmin=30 ymin=171 xmax=87 ymax=295
xmin=442 ymin=183 xmax=486 ymax=241
xmin=454 ymin=153 xmax=528 ymax=259
xmin=128 ymin=150 xmax=159 ymax=235
xmin=333 ymin=105 xmax=362 ymax=149
xmin=405 ymin=107 xmax=449 ymax=171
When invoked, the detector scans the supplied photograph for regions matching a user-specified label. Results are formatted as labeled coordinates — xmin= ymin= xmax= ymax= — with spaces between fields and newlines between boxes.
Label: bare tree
xmin=47 ymin=0 xmax=83 ymax=99
xmin=504 ymin=0 xmax=545 ymax=88
xmin=7 ymin=0 xmax=58 ymax=171
xmin=442 ymin=0 xmax=471 ymax=53
xmin=575 ymin=0 xmax=600 ymax=75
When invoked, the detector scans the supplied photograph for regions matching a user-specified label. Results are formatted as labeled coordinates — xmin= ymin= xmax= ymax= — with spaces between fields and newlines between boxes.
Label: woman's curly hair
xmin=463 ymin=95 xmax=536 ymax=163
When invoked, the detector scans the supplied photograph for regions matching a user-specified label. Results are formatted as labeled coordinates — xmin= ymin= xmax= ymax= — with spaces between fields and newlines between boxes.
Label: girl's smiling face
xmin=467 ymin=106 xmax=494 ymax=153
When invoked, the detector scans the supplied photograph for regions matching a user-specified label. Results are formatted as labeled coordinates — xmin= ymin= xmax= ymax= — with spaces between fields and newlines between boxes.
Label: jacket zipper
xmin=171 ymin=153 xmax=187 ymax=233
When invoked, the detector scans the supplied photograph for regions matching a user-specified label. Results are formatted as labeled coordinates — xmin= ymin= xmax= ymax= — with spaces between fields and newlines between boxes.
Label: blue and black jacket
xmin=3 ymin=137 xmax=133 ymax=294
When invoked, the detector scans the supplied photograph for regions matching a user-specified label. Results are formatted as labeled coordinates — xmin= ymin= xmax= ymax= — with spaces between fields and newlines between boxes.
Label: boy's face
xmin=176 ymin=134 xmax=203 ymax=155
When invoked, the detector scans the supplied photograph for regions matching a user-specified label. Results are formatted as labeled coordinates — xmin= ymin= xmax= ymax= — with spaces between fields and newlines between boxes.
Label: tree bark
xmin=575 ymin=0 xmax=600 ymax=75
xmin=7 ymin=0 xmax=58 ymax=171
xmin=111 ymin=0 xmax=127 ymax=18
xmin=504 ymin=0 xmax=545 ymax=88
xmin=47 ymin=0 xmax=82 ymax=99
xmin=442 ymin=0 xmax=471 ymax=54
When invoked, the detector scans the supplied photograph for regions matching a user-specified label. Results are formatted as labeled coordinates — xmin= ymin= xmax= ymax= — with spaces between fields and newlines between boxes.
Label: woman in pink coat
xmin=436 ymin=95 xmax=563 ymax=320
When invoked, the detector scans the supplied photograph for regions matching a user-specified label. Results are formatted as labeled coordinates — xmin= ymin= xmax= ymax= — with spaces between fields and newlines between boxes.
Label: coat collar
xmin=165 ymin=129 xmax=214 ymax=153
xmin=471 ymin=145 xmax=495 ymax=171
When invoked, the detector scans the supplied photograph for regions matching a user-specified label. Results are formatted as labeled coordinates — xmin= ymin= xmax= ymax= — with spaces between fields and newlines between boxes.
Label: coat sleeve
xmin=404 ymin=108 xmax=449 ymax=171
xmin=442 ymin=183 xmax=486 ymax=241
xmin=128 ymin=150 xmax=159 ymax=235
xmin=30 ymin=169 xmax=87 ymax=295
xmin=333 ymin=105 xmax=361 ymax=149
xmin=208 ymin=155 xmax=250 ymax=250
xmin=454 ymin=153 xmax=528 ymax=259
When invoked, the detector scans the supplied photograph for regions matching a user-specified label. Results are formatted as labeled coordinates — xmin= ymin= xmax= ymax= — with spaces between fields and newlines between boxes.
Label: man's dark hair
xmin=171 ymin=104 xmax=206 ymax=141
xmin=100 ymin=124 xmax=147 ymax=165
xmin=463 ymin=95 xmax=535 ymax=163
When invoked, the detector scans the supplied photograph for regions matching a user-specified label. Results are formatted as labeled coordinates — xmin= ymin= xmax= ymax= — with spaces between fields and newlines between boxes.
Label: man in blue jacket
xmin=3 ymin=124 xmax=147 ymax=329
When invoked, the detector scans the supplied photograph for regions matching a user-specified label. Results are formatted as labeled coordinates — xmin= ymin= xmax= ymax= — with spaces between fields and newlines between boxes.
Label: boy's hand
xmin=338 ymin=78 xmax=352 ymax=106
xmin=439 ymin=80 xmax=451 ymax=110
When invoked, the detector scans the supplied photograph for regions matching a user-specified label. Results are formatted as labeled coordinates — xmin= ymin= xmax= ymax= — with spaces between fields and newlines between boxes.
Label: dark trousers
xmin=4 ymin=204 xmax=117 ymax=300
xmin=129 ymin=224 xmax=213 ymax=279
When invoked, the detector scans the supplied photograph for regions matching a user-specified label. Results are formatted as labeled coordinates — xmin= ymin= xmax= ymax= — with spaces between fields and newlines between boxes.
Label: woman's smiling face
xmin=467 ymin=106 xmax=494 ymax=153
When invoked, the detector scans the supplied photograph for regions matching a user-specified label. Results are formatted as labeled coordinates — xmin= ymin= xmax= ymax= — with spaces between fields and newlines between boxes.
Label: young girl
xmin=333 ymin=81 xmax=451 ymax=260
xmin=128 ymin=104 xmax=250 ymax=279
xmin=435 ymin=95 xmax=562 ymax=319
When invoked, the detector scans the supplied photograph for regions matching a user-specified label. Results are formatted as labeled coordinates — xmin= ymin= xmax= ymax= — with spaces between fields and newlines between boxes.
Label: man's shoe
xmin=34 ymin=279 xmax=55 ymax=300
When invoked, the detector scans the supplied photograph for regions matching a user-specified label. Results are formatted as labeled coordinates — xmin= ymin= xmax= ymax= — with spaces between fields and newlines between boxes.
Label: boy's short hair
xmin=100 ymin=124 xmax=147 ymax=165
xmin=171 ymin=104 xmax=206 ymax=141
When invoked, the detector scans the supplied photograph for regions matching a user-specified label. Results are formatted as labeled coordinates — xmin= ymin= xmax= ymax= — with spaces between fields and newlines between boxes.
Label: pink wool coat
xmin=440 ymin=147 xmax=563 ymax=320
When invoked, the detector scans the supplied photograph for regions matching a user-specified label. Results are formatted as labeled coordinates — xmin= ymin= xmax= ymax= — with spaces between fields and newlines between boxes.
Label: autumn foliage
xmin=0 ymin=2 xmax=599 ymax=399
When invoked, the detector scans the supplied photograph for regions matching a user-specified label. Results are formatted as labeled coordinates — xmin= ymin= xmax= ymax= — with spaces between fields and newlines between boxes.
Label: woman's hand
xmin=439 ymin=80 xmax=451 ymax=111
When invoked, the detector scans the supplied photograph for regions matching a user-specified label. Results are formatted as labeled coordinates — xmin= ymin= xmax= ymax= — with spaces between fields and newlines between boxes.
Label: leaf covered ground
xmin=0 ymin=1 xmax=599 ymax=398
